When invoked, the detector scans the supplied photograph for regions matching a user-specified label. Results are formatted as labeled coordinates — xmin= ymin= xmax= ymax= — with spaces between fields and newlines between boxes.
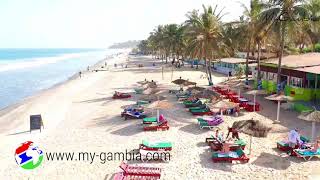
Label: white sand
xmin=0 ymin=55 xmax=319 ymax=180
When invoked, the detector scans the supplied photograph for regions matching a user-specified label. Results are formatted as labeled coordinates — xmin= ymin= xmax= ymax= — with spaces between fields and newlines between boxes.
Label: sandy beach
xmin=0 ymin=55 xmax=319 ymax=180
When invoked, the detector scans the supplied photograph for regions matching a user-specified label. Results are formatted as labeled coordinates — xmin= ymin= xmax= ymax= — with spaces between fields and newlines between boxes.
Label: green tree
xmin=185 ymin=5 xmax=228 ymax=85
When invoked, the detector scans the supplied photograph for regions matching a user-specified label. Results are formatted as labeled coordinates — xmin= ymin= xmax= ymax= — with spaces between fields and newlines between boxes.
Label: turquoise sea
xmin=0 ymin=48 xmax=121 ymax=109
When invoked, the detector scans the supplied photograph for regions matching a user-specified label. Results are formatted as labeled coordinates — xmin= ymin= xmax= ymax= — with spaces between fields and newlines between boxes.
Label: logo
xmin=15 ymin=141 xmax=43 ymax=170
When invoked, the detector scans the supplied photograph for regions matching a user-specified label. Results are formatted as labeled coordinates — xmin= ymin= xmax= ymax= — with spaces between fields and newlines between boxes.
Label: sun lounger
xmin=293 ymin=149 xmax=320 ymax=161
xmin=197 ymin=116 xmax=223 ymax=129
xmin=113 ymin=92 xmax=132 ymax=99
xmin=183 ymin=100 xmax=202 ymax=108
xmin=121 ymin=110 xmax=147 ymax=120
xmin=206 ymin=137 xmax=246 ymax=151
xmin=143 ymin=117 xmax=158 ymax=124
xmin=190 ymin=107 xmax=213 ymax=116
xmin=139 ymin=140 xmax=172 ymax=151
xmin=276 ymin=136 xmax=310 ymax=152
xmin=189 ymin=104 xmax=207 ymax=111
xmin=169 ymin=89 xmax=181 ymax=94
xmin=139 ymin=149 xmax=170 ymax=162
xmin=212 ymin=149 xmax=249 ymax=163
xmin=114 ymin=162 xmax=161 ymax=179
xmin=134 ymin=88 xmax=144 ymax=94
xmin=143 ymin=121 xmax=169 ymax=131
xmin=137 ymin=100 xmax=150 ymax=105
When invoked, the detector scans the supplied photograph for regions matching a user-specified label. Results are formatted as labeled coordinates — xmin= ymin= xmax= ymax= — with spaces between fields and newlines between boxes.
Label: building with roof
xmin=253 ymin=53 xmax=320 ymax=101
xmin=213 ymin=58 xmax=256 ymax=76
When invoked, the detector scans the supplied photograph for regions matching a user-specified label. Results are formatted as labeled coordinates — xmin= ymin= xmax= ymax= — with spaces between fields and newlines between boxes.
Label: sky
xmin=0 ymin=0 xmax=250 ymax=48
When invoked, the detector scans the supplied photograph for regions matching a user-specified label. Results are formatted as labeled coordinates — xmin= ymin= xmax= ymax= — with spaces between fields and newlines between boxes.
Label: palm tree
xmin=240 ymin=0 xmax=264 ymax=86
xmin=261 ymin=0 xmax=308 ymax=93
xmin=304 ymin=0 xmax=320 ymax=51
xmin=184 ymin=5 xmax=227 ymax=85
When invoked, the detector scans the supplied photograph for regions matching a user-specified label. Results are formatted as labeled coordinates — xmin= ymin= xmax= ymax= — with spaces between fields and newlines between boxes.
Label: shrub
xmin=314 ymin=43 xmax=320 ymax=52
xmin=302 ymin=47 xmax=312 ymax=53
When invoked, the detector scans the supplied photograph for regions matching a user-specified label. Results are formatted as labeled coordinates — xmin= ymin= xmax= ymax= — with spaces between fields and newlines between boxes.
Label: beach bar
xmin=253 ymin=53 xmax=320 ymax=101
xmin=213 ymin=58 xmax=256 ymax=76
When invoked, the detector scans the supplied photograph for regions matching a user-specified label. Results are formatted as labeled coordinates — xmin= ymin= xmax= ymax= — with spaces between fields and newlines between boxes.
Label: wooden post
xmin=162 ymin=66 xmax=164 ymax=80
xmin=248 ymin=135 xmax=252 ymax=155
xmin=276 ymin=100 xmax=280 ymax=122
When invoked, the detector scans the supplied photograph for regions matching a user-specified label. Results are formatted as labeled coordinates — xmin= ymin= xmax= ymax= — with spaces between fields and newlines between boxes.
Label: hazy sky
xmin=0 ymin=0 xmax=249 ymax=48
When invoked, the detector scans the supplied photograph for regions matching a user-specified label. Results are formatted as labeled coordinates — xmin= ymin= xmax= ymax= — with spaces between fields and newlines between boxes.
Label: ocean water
xmin=0 ymin=48 xmax=121 ymax=110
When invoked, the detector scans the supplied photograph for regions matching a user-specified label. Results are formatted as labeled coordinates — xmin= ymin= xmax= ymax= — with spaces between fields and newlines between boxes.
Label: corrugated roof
xmin=264 ymin=53 xmax=320 ymax=68
xmin=219 ymin=58 xmax=256 ymax=64
xmin=295 ymin=65 xmax=320 ymax=75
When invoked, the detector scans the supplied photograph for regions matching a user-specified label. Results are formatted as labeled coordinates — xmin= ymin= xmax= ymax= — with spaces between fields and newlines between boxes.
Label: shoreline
xmin=0 ymin=52 xmax=127 ymax=133
xmin=0 ymin=52 xmax=125 ymax=112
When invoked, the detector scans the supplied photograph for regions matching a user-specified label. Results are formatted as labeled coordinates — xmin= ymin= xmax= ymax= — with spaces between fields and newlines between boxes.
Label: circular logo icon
xmin=15 ymin=141 xmax=43 ymax=170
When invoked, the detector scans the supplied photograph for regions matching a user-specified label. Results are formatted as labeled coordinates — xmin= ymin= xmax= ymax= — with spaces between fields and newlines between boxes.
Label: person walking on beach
xmin=79 ymin=71 xmax=82 ymax=78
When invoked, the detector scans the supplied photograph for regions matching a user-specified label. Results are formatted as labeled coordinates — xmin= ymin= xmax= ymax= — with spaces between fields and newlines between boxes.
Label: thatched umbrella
xmin=183 ymin=81 xmax=197 ymax=87
xmin=146 ymin=100 xmax=173 ymax=121
xmin=265 ymin=94 xmax=294 ymax=123
xmin=137 ymin=79 xmax=149 ymax=85
xmin=208 ymin=100 xmax=238 ymax=116
xmin=142 ymin=88 xmax=161 ymax=95
xmin=195 ymin=89 xmax=220 ymax=99
xmin=140 ymin=94 xmax=166 ymax=102
xmin=232 ymin=119 xmax=272 ymax=155
xmin=187 ymin=86 xmax=206 ymax=92
xmin=172 ymin=78 xmax=187 ymax=85
xmin=246 ymin=89 xmax=267 ymax=112
xmin=231 ymin=82 xmax=251 ymax=96
xmin=298 ymin=107 xmax=320 ymax=141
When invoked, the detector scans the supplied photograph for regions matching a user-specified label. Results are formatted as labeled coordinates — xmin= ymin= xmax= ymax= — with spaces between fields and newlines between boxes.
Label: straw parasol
xmin=142 ymin=88 xmax=161 ymax=95
xmin=265 ymin=94 xmax=294 ymax=123
xmin=146 ymin=100 xmax=173 ymax=120
xmin=246 ymin=89 xmax=267 ymax=112
xmin=231 ymin=82 xmax=251 ymax=96
xmin=208 ymin=99 xmax=238 ymax=116
xmin=172 ymin=78 xmax=188 ymax=85
xmin=137 ymin=80 xmax=149 ymax=85
xmin=187 ymin=86 xmax=206 ymax=92
xmin=194 ymin=89 xmax=221 ymax=99
xmin=232 ymin=119 xmax=272 ymax=154
xmin=298 ymin=107 xmax=320 ymax=141
xmin=140 ymin=94 xmax=166 ymax=102
xmin=183 ymin=81 xmax=197 ymax=86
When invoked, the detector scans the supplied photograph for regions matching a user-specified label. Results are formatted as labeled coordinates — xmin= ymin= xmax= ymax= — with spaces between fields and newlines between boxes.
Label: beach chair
xmin=134 ymin=88 xmax=144 ymax=94
xmin=143 ymin=117 xmax=158 ymax=124
xmin=197 ymin=116 xmax=223 ymax=129
xmin=183 ymin=99 xmax=203 ymax=108
xmin=113 ymin=92 xmax=131 ymax=99
xmin=114 ymin=162 xmax=161 ymax=180
xmin=143 ymin=120 xmax=169 ymax=131
xmin=139 ymin=149 xmax=170 ymax=162
xmin=207 ymin=137 xmax=246 ymax=151
xmin=190 ymin=107 xmax=214 ymax=116
xmin=276 ymin=136 xmax=310 ymax=153
xmin=293 ymin=149 xmax=320 ymax=161
xmin=121 ymin=110 xmax=147 ymax=120
xmin=189 ymin=104 xmax=207 ymax=111
xmin=176 ymin=91 xmax=191 ymax=99
xmin=139 ymin=140 xmax=172 ymax=151
xmin=212 ymin=149 xmax=249 ymax=163
xmin=137 ymin=100 xmax=151 ymax=106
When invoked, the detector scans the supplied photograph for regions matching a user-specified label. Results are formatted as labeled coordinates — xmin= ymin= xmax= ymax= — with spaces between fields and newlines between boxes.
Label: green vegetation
xmin=137 ymin=1 xmax=320 ymax=86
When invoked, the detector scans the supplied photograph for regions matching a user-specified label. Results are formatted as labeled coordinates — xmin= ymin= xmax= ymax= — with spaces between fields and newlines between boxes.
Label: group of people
xmin=288 ymin=128 xmax=320 ymax=154
xmin=213 ymin=127 xmax=240 ymax=153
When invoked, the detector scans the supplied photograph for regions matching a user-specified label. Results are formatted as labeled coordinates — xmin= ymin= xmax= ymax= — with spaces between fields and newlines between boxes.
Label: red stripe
xmin=15 ymin=141 xmax=33 ymax=154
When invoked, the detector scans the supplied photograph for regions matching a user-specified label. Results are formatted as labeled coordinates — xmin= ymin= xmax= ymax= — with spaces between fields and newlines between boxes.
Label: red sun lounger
xmin=118 ymin=162 xmax=161 ymax=178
